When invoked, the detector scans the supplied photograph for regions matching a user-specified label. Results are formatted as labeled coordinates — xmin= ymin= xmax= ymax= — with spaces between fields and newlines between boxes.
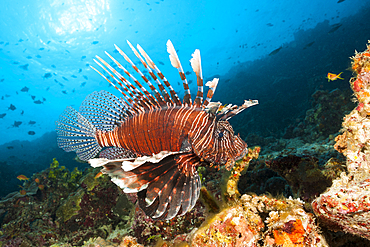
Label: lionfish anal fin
xmin=89 ymin=151 xmax=201 ymax=220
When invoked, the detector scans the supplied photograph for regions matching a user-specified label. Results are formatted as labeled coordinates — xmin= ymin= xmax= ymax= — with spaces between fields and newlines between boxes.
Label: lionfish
xmin=56 ymin=40 xmax=258 ymax=220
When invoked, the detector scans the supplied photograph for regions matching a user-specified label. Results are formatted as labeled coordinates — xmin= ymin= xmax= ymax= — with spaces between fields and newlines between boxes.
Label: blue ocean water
xmin=0 ymin=0 xmax=369 ymax=195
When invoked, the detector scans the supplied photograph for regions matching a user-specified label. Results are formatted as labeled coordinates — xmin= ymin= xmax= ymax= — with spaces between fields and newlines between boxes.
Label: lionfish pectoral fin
xmin=180 ymin=137 xmax=192 ymax=152
xmin=88 ymin=151 xmax=202 ymax=220
xmin=139 ymin=152 xmax=202 ymax=220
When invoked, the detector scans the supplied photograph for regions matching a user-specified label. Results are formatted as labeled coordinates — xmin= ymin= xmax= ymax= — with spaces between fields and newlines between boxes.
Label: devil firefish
xmin=56 ymin=40 xmax=258 ymax=220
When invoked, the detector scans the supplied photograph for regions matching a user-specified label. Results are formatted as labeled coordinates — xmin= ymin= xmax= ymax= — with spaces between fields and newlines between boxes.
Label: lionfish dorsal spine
xmin=202 ymin=78 xmax=219 ymax=107
xmin=136 ymin=44 xmax=182 ymax=106
xmin=221 ymin=99 xmax=259 ymax=120
xmin=111 ymin=45 xmax=159 ymax=108
xmin=127 ymin=41 xmax=173 ymax=105
xmin=166 ymin=40 xmax=192 ymax=105
xmin=103 ymin=51 xmax=153 ymax=109
xmin=91 ymin=40 xmax=255 ymax=119
xmin=114 ymin=44 xmax=165 ymax=106
xmin=134 ymin=43 xmax=174 ymax=104
xmin=190 ymin=49 xmax=203 ymax=107
xmin=89 ymin=62 xmax=139 ymax=112
xmin=94 ymin=55 xmax=147 ymax=111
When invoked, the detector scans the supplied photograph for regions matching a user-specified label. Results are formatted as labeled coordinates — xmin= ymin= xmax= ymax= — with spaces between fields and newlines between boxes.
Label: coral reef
xmin=0 ymin=158 xmax=128 ymax=246
xmin=81 ymin=236 xmax=144 ymax=247
xmin=127 ymin=200 xmax=205 ymax=246
xmin=224 ymin=146 xmax=260 ymax=203
xmin=238 ymin=139 xmax=346 ymax=202
xmin=312 ymin=41 xmax=370 ymax=240
xmin=191 ymin=146 xmax=328 ymax=246
xmin=192 ymin=194 xmax=328 ymax=247
xmin=283 ymin=89 xmax=354 ymax=143
xmin=238 ymin=157 xmax=291 ymax=198
xmin=266 ymin=155 xmax=346 ymax=203
xmin=0 ymin=158 xmax=207 ymax=246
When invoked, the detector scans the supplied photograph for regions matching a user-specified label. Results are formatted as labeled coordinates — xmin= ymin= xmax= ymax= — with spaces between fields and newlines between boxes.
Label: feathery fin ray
xmin=89 ymin=151 xmax=201 ymax=220
xmin=137 ymin=44 xmax=182 ymax=105
xmin=127 ymin=41 xmax=173 ymax=104
xmin=190 ymin=49 xmax=203 ymax=107
xmin=114 ymin=44 xmax=165 ymax=105
xmin=166 ymin=40 xmax=192 ymax=105
xmin=90 ymin=40 xmax=257 ymax=114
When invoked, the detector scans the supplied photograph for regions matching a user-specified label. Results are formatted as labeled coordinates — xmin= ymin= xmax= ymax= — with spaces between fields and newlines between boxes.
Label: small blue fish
xmin=19 ymin=64 xmax=29 ymax=70
xmin=20 ymin=86 xmax=29 ymax=92
xmin=43 ymin=73 xmax=52 ymax=79
xmin=8 ymin=104 xmax=16 ymax=111
xmin=12 ymin=121 xmax=22 ymax=127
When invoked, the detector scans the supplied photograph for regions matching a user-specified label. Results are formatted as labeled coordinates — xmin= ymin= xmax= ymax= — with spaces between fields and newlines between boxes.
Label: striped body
xmin=95 ymin=105 xmax=248 ymax=165
xmin=96 ymin=105 xmax=210 ymax=155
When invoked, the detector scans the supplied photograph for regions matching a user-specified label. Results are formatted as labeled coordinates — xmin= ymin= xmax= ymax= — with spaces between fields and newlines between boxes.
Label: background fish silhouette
xmin=56 ymin=40 xmax=258 ymax=220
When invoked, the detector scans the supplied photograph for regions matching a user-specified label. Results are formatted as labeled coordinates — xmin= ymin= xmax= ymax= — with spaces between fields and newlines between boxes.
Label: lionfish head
xmin=193 ymin=119 xmax=248 ymax=170
xmin=212 ymin=120 xmax=248 ymax=164
xmin=191 ymin=100 xmax=258 ymax=169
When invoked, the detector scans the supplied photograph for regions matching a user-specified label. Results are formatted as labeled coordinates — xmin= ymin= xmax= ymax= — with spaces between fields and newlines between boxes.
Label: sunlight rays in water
xmin=41 ymin=0 xmax=110 ymax=36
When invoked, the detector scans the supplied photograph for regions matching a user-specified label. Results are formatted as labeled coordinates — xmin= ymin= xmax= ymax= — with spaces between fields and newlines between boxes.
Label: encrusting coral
xmin=312 ymin=40 xmax=370 ymax=240
xmin=265 ymin=155 xmax=346 ymax=203
xmin=191 ymin=194 xmax=328 ymax=247
xmin=224 ymin=146 xmax=261 ymax=203
xmin=189 ymin=146 xmax=328 ymax=246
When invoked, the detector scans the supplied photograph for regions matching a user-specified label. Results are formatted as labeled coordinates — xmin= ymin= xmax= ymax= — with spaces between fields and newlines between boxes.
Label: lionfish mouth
xmin=235 ymin=147 xmax=248 ymax=161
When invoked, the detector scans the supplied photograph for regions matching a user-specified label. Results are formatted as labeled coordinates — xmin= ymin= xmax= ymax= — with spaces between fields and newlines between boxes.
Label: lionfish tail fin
xmin=56 ymin=106 xmax=102 ymax=161
xmin=166 ymin=40 xmax=192 ymax=105
xmin=89 ymin=151 xmax=201 ymax=220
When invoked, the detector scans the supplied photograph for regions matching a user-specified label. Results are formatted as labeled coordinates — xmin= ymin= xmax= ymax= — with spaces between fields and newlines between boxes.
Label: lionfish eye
xmin=218 ymin=131 xmax=224 ymax=138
